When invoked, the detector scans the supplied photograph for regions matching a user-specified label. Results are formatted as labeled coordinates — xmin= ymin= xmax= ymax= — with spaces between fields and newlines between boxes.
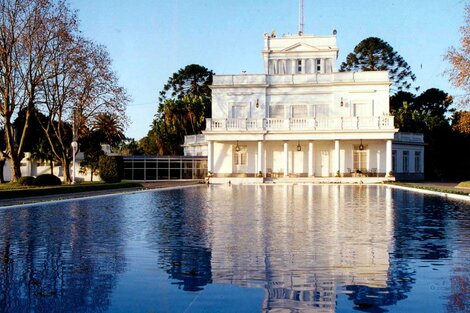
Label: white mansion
xmin=188 ymin=31 xmax=424 ymax=183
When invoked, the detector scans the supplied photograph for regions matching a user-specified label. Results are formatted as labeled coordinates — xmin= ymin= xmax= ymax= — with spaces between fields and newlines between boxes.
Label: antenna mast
xmin=298 ymin=0 xmax=304 ymax=35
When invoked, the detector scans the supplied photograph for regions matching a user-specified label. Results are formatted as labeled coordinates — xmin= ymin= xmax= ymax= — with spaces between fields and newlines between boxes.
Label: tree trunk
xmin=63 ymin=157 xmax=72 ymax=184
xmin=0 ymin=158 xmax=6 ymax=183
xmin=49 ymin=157 xmax=53 ymax=175
xmin=10 ymin=158 xmax=22 ymax=182
xmin=90 ymin=169 xmax=93 ymax=182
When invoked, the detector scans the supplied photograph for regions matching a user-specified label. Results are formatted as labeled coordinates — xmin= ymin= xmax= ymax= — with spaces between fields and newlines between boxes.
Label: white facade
xmin=392 ymin=133 xmax=425 ymax=181
xmin=2 ymin=151 xmax=100 ymax=182
xmin=203 ymin=33 xmax=399 ymax=182
xmin=182 ymin=134 xmax=208 ymax=157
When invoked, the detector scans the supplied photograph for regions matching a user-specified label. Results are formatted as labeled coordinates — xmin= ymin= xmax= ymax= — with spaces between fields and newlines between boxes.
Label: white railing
xmin=184 ymin=134 xmax=206 ymax=145
xmin=394 ymin=132 xmax=424 ymax=143
xmin=206 ymin=116 xmax=395 ymax=131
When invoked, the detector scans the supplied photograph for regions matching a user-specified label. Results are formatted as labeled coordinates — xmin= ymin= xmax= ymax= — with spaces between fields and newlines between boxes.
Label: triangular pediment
xmin=281 ymin=42 xmax=320 ymax=52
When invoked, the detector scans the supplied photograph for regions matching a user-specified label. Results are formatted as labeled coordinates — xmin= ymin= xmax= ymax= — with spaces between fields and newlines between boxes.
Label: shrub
xmin=99 ymin=155 xmax=123 ymax=183
xmin=33 ymin=174 xmax=62 ymax=186
xmin=17 ymin=176 xmax=35 ymax=186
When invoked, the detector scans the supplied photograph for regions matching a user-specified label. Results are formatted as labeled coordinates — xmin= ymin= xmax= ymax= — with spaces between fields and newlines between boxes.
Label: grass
xmin=456 ymin=181 xmax=470 ymax=189
xmin=386 ymin=181 xmax=469 ymax=196
xmin=0 ymin=181 xmax=143 ymax=200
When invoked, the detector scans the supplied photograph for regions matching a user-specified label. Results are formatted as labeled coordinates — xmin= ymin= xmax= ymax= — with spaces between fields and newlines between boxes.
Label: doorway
xmin=320 ymin=150 xmax=330 ymax=176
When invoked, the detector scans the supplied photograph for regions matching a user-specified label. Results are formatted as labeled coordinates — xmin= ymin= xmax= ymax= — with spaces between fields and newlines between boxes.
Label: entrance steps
xmin=268 ymin=177 xmax=393 ymax=184
xmin=209 ymin=176 xmax=394 ymax=185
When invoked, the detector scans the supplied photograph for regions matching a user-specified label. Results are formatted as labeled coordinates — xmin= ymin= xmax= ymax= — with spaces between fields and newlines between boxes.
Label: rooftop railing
xmin=205 ymin=116 xmax=395 ymax=131
xmin=394 ymin=132 xmax=424 ymax=143
xmin=183 ymin=134 xmax=206 ymax=145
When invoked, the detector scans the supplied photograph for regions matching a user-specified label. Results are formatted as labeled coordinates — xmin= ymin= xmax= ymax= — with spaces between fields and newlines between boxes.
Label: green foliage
xmin=392 ymin=88 xmax=453 ymax=132
xmin=118 ymin=138 xmax=144 ymax=155
xmin=17 ymin=176 xmax=35 ymax=186
xmin=340 ymin=37 xmax=416 ymax=92
xmin=33 ymin=174 xmax=62 ymax=186
xmin=80 ymin=131 xmax=105 ymax=181
xmin=391 ymin=88 xmax=470 ymax=180
xmin=148 ymin=64 xmax=213 ymax=155
xmin=99 ymin=155 xmax=123 ymax=183
xmin=92 ymin=113 xmax=126 ymax=148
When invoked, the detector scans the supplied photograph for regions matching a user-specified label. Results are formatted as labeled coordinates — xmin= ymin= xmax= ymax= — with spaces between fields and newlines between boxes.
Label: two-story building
xmin=203 ymin=32 xmax=400 ymax=183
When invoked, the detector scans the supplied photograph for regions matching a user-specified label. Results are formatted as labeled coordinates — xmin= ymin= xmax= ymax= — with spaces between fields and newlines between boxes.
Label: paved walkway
xmin=0 ymin=181 xmax=201 ymax=207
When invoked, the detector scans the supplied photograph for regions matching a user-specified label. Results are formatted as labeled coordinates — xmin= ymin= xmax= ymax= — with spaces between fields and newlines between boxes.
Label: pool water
xmin=0 ymin=185 xmax=469 ymax=312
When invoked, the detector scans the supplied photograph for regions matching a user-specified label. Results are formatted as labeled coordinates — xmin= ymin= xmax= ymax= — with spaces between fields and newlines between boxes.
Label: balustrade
xmin=206 ymin=116 xmax=395 ymax=131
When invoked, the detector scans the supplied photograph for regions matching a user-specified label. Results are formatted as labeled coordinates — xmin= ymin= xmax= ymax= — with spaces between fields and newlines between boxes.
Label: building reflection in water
xmin=1 ymin=185 xmax=467 ymax=312
xmin=155 ymin=185 xmax=419 ymax=312
xmin=145 ymin=188 xmax=213 ymax=291
xmin=0 ymin=198 xmax=127 ymax=313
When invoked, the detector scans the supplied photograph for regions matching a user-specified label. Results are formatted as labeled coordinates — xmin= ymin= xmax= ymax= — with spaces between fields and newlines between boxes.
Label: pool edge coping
xmin=0 ymin=184 xmax=205 ymax=209
xmin=2 ymin=182 xmax=468 ymax=209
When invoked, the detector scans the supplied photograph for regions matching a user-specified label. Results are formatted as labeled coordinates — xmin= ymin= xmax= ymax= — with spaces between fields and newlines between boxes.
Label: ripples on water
xmin=0 ymin=185 xmax=469 ymax=313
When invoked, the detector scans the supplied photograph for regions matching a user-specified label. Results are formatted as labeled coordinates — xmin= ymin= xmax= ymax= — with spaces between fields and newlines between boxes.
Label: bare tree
xmin=0 ymin=0 xmax=77 ymax=181
xmin=37 ymin=37 xmax=128 ymax=183
xmin=445 ymin=5 xmax=470 ymax=108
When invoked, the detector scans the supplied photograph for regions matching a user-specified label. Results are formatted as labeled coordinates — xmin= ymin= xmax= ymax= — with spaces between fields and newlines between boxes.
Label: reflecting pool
xmin=0 ymin=185 xmax=469 ymax=312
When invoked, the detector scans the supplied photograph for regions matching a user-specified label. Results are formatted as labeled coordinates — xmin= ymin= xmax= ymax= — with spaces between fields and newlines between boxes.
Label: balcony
xmin=205 ymin=116 xmax=395 ymax=131
xmin=212 ymin=71 xmax=389 ymax=86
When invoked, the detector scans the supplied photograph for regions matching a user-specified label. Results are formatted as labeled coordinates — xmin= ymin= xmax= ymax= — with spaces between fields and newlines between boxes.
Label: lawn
xmin=456 ymin=181 xmax=470 ymax=188
xmin=387 ymin=181 xmax=470 ymax=196
xmin=0 ymin=181 xmax=143 ymax=200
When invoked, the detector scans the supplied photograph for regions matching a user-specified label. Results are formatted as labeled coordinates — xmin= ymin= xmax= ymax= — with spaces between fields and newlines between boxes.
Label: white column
xmin=386 ymin=140 xmax=392 ymax=176
xmin=207 ymin=141 xmax=213 ymax=174
xmin=377 ymin=150 xmax=381 ymax=177
xmin=335 ymin=140 xmax=340 ymax=176
xmin=257 ymin=141 xmax=264 ymax=175
xmin=283 ymin=142 xmax=289 ymax=177
xmin=308 ymin=141 xmax=314 ymax=176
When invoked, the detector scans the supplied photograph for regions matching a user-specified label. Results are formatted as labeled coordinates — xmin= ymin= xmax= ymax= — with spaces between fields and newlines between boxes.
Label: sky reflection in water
xmin=0 ymin=185 xmax=469 ymax=313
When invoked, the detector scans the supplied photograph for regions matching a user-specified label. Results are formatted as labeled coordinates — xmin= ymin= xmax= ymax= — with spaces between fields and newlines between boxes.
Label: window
xmin=403 ymin=151 xmax=409 ymax=173
xmin=353 ymin=102 xmax=371 ymax=117
xmin=392 ymin=150 xmax=397 ymax=173
xmin=297 ymin=59 xmax=302 ymax=73
xmin=231 ymin=105 xmax=247 ymax=118
xmin=316 ymin=59 xmax=321 ymax=72
xmin=415 ymin=151 xmax=421 ymax=173
xmin=292 ymin=105 xmax=308 ymax=118
xmin=353 ymin=149 xmax=368 ymax=172
xmin=269 ymin=105 xmax=285 ymax=118
xmin=314 ymin=104 xmax=328 ymax=117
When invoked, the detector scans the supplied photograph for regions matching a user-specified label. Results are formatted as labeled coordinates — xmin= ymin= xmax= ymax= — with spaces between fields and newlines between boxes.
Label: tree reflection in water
xmin=0 ymin=198 xmax=127 ymax=313
xmin=145 ymin=189 xmax=213 ymax=292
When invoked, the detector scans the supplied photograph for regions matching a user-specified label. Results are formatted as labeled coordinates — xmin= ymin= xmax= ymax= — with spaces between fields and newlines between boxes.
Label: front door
xmin=233 ymin=145 xmax=247 ymax=174
xmin=320 ymin=150 xmax=329 ymax=176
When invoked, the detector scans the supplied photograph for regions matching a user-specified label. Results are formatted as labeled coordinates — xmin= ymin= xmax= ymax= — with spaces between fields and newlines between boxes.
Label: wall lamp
xmin=296 ymin=141 xmax=302 ymax=151
xmin=235 ymin=141 xmax=241 ymax=152
xmin=359 ymin=139 xmax=364 ymax=151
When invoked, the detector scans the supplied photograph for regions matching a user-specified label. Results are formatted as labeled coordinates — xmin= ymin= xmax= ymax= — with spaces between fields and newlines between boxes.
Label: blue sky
xmin=69 ymin=0 xmax=468 ymax=140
